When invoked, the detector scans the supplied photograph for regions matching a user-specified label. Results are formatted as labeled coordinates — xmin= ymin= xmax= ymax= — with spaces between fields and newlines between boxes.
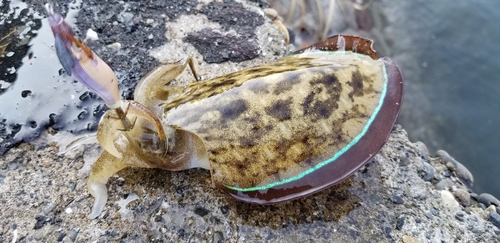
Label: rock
xmin=486 ymin=205 xmax=497 ymax=213
xmin=436 ymin=150 xmax=473 ymax=188
xmin=441 ymin=190 xmax=459 ymax=210
xmin=263 ymin=8 xmax=278 ymax=19
xmin=478 ymin=193 xmax=500 ymax=207
xmin=68 ymin=228 xmax=79 ymax=242
xmin=213 ymin=231 xmax=224 ymax=243
xmin=118 ymin=12 xmax=134 ymax=24
xmin=392 ymin=194 xmax=404 ymax=204
xmin=86 ymin=29 xmax=99 ymax=41
xmin=194 ymin=207 xmax=210 ymax=217
xmin=455 ymin=212 xmax=465 ymax=222
xmin=399 ymin=157 xmax=411 ymax=166
xmin=414 ymin=141 xmax=430 ymax=160
xmin=382 ymin=225 xmax=392 ymax=234
xmin=106 ymin=43 xmax=122 ymax=51
xmin=220 ymin=205 xmax=229 ymax=214
xmin=453 ymin=189 xmax=471 ymax=207
xmin=33 ymin=215 xmax=50 ymax=230
xmin=57 ymin=232 xmax=66 ymax=242
xmin=109 ymin=229 xmax=119 ymax=237
xmin=490 ymin=212 xmax=500 ymax=228
xmin=479 ymin=203 xmax=487 ymax=210
xmin=419 ymin=162 xmax=436 ymax=181
xmin=402 ymin=235 xmax=420 ymax=243
xmin=42 ymin=203 xmax=57 ymax=215
xmin=435 ymin=178 xmax=454 ymax=190
xmin=396 ymin=217 xmax=405 ymax=230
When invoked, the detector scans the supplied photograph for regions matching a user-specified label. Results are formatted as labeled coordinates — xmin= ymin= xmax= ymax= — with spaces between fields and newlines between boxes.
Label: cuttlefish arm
xmin=96 ymin=100 xmax=167 ymax=158
xmin=88 ymin=99 xmax=168 ymax=219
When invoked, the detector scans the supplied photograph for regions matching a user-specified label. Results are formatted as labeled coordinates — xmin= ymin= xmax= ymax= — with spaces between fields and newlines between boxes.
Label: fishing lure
xmin=45 ymin=4 xmax=133 ymax=129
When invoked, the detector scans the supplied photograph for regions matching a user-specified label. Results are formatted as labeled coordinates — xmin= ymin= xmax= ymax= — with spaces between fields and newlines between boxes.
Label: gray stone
xmin=399 ymin=157 xmax=411 ymax=166
xmin=490 ymin=212 xmax=500 ymax=228
xmin=117 ymin=12 xmax=134 ymax=24
xmin=57 ymin=232 xmax=66 ymax=242
xmin=455 ymin=212 xmax=465 ymax=222
xmin=436 ymin=150 xmax=473 ymax=187
xmin=479 ymin=203 xmax=487 ymax=210
xmin=68 ymin=228 xmax=79 ymax=242
xmin=396 ymin=217 xmax=405 ymax=230
xmin=213 ymin=231 xmax=224 ymax=243
xmin=392 ymin=194 xmax=404 ymax=204
xmin=42 ymin=202 xmax=57 ymax=215
xmin=419 ymin=162 xmax=436 ymax=181
xmin=478 ymin=193 xmax=500 ymax=207
xmin=435 ymin=178 xmax=454 ymax=190
xmin=415 ymin=141 xmax=430 ymax=160
xmin=453 ymin=189 xmax=471 ymax=207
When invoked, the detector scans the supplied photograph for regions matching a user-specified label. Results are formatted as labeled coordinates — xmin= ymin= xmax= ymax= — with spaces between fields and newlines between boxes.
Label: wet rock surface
xmin=2 ymin=124 xmax=500 ymax=242
xmin=184 ymin=27 xmax=261 ymax=63
xmin=184 ymin=0 xmax=266 ymax=63
xmin=1 ymin=0 xmax=500 ymax=242
xmin=0 ymin=1 xmax=44 ymax=155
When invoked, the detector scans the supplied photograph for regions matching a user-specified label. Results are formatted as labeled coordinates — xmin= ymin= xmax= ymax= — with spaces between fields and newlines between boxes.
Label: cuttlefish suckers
xmin=86 ymin=35 xmax=403 ymax=218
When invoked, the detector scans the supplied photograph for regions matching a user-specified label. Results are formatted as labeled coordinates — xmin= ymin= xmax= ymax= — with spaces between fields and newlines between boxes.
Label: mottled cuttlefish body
xmin=87 ymin=35 xmax=403 ymax=219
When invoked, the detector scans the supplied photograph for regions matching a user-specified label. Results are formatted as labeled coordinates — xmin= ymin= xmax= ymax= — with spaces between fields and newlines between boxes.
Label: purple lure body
xmin=46 ymin=4 xmax=121 ymax=107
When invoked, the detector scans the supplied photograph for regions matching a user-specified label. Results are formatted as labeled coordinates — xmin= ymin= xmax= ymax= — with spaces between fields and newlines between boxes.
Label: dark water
xmin=384 ymin=0 xmax=500 ymax=197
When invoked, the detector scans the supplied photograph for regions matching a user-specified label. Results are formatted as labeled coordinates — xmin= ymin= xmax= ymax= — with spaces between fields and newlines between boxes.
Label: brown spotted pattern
xmin=163 ymin=52 xmax=386 ymax=188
